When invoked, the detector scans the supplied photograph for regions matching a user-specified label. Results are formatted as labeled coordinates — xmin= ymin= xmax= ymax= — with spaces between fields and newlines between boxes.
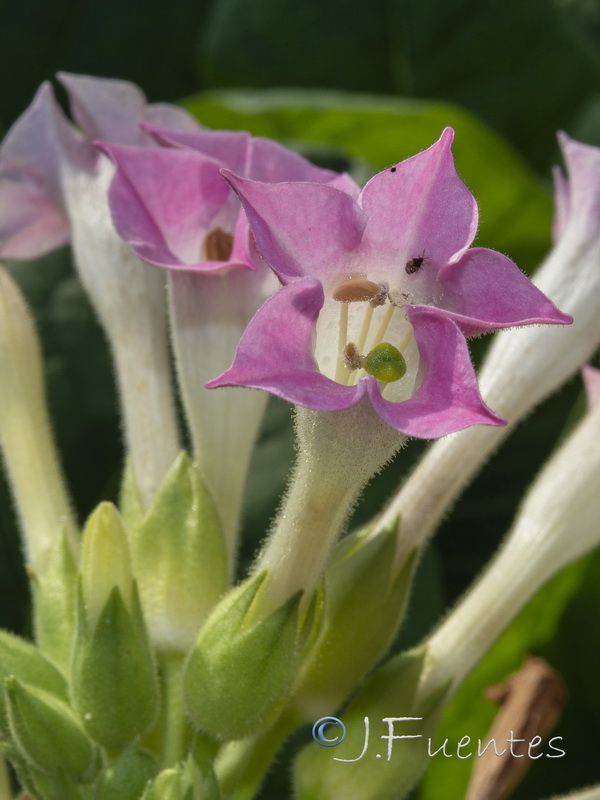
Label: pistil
xmin=332 ymin=277 xmax=388 ymax=385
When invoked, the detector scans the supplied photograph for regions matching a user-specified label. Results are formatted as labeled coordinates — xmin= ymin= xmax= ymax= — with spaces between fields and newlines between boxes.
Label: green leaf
xmin=183 ymin=89 xmax=553 ymax=273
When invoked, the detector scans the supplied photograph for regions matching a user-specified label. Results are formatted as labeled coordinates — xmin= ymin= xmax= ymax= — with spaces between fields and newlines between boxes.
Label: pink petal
xmin=0 ymin=83 xmax=91 ymax=258
xmin=221 ymin=172 xmax=366 ymax=283
xmin=207 ymin=278 xmax=367 ymax=410
xmin=247 ymin=137 xmax=340 ymax=183
xmin=0 ymin=174 xmax=69 ymax=258
xmin=582 ymin=365 xmax=600 ymax=411
xmin=58 ymin=73 xmax=200 ymax=146
xmin=141 ymin=104 xmax=202 ymax=135
xmin=58 ymin=73 xmax=148 ymax=144
xmin=557 ymin=131 xmax=600 ymax=228
xmin=359 ymin=128 xmax=478 ymax=277
xmin=99 ymin=142 xmax=237 ymax=270
xmin=141 ymin=123 xmax=251 ymax=174
xmin=437 ymin=247 xmax=572 ymax=336
xmin=368 ymin=305 xmax=505 ymax=438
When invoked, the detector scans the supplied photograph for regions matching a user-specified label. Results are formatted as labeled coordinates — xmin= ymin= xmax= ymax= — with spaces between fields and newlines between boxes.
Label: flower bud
xmin=183 ymin=572 xmax=303 ymax=740
xmin=79 ymin=502 xmax=134 ymax=628
xmin=141 ymin=755 xmax=219 ymax=800
xmin=5 ymin=677 xmax=96 ymax=780
xmin=0 ymin=265 xmax=76 ymax=574
xmin=294 ymin=519 xmax=415 ymax=720
xmin=132 ymin=452 xmax=227 ymax=653
xmin=294 ymin=648 xmax=449 ymax=800
xmin=72 ymin=502 xmax=158 ymax=751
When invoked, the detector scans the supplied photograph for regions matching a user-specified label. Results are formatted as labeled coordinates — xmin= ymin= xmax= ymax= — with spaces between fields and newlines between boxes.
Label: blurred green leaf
xmin=184 ymin=89 xmax=552 ymax=272
xmin=197 ymin=0 xmax=600 ymax=170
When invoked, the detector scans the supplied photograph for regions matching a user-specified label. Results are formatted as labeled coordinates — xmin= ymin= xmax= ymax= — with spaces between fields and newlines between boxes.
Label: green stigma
xmin=364 ymin=342 xmax=407 ymax=383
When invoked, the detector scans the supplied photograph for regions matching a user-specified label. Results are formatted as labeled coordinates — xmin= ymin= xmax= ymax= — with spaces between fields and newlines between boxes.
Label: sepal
xmin=71 ymin=584 xmax=159 ymax=752
xmin=73 ymin=505 xmax=158 ymax=752
xmin=132 ymin=452 xmax=228 ymax=652
xmin=31 ymin=525 xmax=79 ymax=673
xmin=294 ymin=519 xmax=416 ymax=719
xmin=5 ymin=676 xmax=97 ymax=780
xmin=183 ymin=572 xmax=303 ymax=740
xmin=294 ymin=647 xmax=450 ymax=800
xmin=95 ymin=740 xmax=159 ymax=800
xmin=0 ymin=630 xmax=68 ymax=732
xmin=119 ymin=458 xmax=145 ymax=533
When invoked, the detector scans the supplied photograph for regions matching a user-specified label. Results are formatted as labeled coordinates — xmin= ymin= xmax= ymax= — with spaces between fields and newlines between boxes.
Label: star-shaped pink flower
xmin=208 ymin=128 xmax=571 ymax=438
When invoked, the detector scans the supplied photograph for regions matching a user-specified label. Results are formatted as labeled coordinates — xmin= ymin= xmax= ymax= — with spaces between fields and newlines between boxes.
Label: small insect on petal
xmin=405 ymin=251 xmax=429 ymax=275
xmin=364 ymin=342 xmax=407 ymax=383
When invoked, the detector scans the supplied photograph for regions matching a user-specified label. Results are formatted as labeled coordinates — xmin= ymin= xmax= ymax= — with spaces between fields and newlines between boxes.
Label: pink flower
xmin=97 ymin=123 xmax=351 ymax=274
xmin=0 ymin=75 xmax=200 ymax=504
xmin=97 ymin=124 xmax=351 ymax=550
xmin=0 ymin=73 xmax=199 ymax=260
xmin=208 ymin=129 xmax=571 ymax=438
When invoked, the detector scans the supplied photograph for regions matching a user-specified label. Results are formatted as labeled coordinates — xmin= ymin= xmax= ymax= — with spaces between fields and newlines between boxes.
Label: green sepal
xmin=0 ymin=630 xmax=68 ymax=735
xmin=5 ymin=676 xmax=97 ymax=781
xmin=31 ymin=525 xmax=79 ymax=673
xmin=71 ymin=583 xmax=159 ymax=753
xmin=94 ymin=739 xmax=159 ymax=800
xmin=132 ymin=452 xmax=228 ymax=653
xmin=294 ymin=647 xmax=451 ymax=800
xmin=294 ymin=517 xmax=416 ymax=718
xmin=119 ymin=458 xmax=145 ymax=533
xmin=2 ymin=740 xmax=85 ymax=800
xmin=1 ymin=739 xmax=40 ymax=799
xmin=183 ymin=572 xmax=302 ymax=740
xmin=141 ymin=755 xmax=220 ymax=800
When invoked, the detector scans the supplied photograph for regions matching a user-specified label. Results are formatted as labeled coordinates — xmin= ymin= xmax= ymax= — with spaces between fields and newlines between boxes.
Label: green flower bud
xmin=31 ymin=526 xmax=79 ymax=673
xmin=294 ymin=648 xmax=450 ymax=800
xmin=132 ymin=452 xmax=228 ymax=653
xmin=79 ymin=502 xmax=135 ymax=629
xmin=5 ymin=677 xmax=96 ymax=780
xmin=294 ymin=519 xmax=416 ymax=719
xmin=364 ymin=343 xmax=406 ymax=383
xmin=0 ymin=630 xmax=68 ymax=734
xmin=183 ymin=572 xmax=302 ymax=740
xmin=141 ymin=755 xmax=219 ymax=800
xmin=72 ymin=502 xmax=158 ymax=752
xmin=95 ymin=740 xmax=158 ymax=800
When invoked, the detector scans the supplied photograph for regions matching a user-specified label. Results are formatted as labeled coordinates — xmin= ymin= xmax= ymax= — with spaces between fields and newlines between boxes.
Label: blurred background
xmin=1 ymin=1 xmax=600 ymax=797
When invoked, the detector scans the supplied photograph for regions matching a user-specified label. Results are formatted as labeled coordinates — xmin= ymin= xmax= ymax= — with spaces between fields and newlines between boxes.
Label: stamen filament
xmin=371 ymin=302 xmax=396 ymax=350
xmin=335 ymin=302 xmax=350 ymax=384
xmin=355 ymin=303 xmax=374 ymax=354
xmin=397 ymin=325 xmax=415 ymax=354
